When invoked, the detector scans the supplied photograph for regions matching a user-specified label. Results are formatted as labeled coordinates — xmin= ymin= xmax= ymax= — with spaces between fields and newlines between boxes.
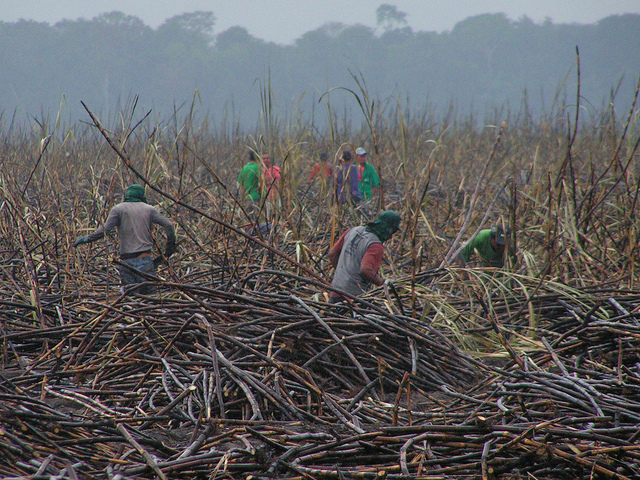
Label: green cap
xmin=124 ymin=184 xmax=148 ymax=203
xmin=366 ymin=210 xmax=402 ymax=242
xmin=378 ymin=211 xmax=402 ymax=233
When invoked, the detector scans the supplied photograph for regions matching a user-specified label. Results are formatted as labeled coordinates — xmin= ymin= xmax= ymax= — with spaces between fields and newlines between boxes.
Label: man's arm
xmin=152 ymin=210 xmax=177 ymax=257
xmin=350 ymin=166 xmax=362 ymax=200
xmin=372 ymin=167 xmax=381 ymax=197
xmin=370 ymin=165 xmax=381 ymax=187
xmin=237 ymin=168 xmax=246 ymax=198
xmin=327 ymin=229 xmax=349 ymax=268
xmin=75 ymin=206 xmax=119 ymax=247
xmin=454 ymin=252 xmax=468 ymax=267
xmin=85 ymin=207 xmax=120 ymax=243
xmin=359 ymin=243 xmax=384 ymax=286
xmin=458 ymin=238 xmax=476 ymax=265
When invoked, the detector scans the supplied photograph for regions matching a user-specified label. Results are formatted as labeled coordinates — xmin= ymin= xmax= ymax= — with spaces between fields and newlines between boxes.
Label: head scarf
xmin=124 ymin=184 xmax=148 ymax=203
xmin=366 ymin=210 xmax=401 ymax=243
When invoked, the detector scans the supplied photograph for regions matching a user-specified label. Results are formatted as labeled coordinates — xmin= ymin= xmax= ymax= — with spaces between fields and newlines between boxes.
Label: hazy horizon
xmin=1 ymin=0 xmax=639 ymax=45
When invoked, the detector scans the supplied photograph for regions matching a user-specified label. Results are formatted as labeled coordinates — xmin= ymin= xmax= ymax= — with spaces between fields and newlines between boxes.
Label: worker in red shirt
xmin=327 ymin=211 xmax=401 ymax=303
xmin=309 ymin=152 xmax=333 ymax=182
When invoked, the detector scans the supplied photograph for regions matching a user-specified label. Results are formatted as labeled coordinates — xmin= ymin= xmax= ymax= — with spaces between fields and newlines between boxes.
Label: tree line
xmin=0 ymin=9 xmax=638 ymax=129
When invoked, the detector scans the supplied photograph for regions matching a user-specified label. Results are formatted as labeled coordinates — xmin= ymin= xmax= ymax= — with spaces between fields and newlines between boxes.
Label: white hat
xmin=355 ymin=147 xmax=367 ymax=156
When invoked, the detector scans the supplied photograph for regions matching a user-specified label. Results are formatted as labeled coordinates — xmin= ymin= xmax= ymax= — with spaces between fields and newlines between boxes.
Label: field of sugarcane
xmin=1 ymin=81 xmax=640 ymax=480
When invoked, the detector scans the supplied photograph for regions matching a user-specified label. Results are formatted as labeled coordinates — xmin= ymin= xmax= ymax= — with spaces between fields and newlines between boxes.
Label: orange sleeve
xmin=327 ymin=229 xmax=350 ymax=267
xmin=360 ymin=243 xmax=384 ymax=285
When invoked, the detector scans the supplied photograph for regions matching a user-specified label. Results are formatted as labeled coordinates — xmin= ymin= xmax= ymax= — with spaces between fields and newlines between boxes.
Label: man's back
xmin=331 ymin=226 xmax=381 ymax=295
xmin=88 ymin=202 xmax=173 ymax=256
xmin=460 ymin=229 xmax=504 ymax=267
xmin=239 ymin=162 xmax=260 ymax=201
xmin=335 ymin=163 xmax=361 ymax=203
xmin=359 ymin=163 xmax=380 ymax=200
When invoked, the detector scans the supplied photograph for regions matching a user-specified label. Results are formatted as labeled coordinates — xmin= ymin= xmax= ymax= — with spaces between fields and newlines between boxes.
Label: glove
xmin=73 ymin=236 xmax=90 ymax=247
xmin=383 ymin=278 xmax=394 ymax=287
xmin=164 ymin=239 xmax=176 ymax=259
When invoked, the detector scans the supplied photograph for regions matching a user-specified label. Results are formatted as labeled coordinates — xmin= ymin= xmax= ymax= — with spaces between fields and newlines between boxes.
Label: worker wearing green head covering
xmin=327 ymin=211 xmax=401 ymax=303
xmin=73 ymin=184 xmax=176 ymax=295
xmin=123 ymin=184 xmax=147 ymax=203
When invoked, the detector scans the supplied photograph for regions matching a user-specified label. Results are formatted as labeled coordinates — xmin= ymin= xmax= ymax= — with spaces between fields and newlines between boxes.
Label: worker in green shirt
xmin=458 ymin=224 xmax=513 ymax=268
xmin=355 ymin=147 xmax=380 ymax=201
xmin=237 ymin=150 xmax=261 ymax=204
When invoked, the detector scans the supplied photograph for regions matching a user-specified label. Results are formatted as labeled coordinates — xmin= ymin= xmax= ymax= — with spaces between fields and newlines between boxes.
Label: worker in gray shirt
xmin=74 ymin=184 xmax=176 ymax=295
xmin=327 ymin=211 xmax=401 ymax=303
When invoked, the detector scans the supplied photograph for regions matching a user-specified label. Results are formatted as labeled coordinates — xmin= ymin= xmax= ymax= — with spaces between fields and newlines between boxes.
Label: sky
xmin=1 ymin=0 xmax=639 ymax=44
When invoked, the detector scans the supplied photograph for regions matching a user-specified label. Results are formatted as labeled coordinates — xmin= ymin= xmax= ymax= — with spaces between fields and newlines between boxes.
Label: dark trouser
xmin=118 ymin=256 xmax=156 ymax=295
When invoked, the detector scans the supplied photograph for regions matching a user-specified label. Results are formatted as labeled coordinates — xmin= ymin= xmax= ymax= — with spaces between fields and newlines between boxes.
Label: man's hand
xmin=164 ymin=239 xmax=176 ymax=258
xmin=73 ymin=236 xmax=90 ymax=247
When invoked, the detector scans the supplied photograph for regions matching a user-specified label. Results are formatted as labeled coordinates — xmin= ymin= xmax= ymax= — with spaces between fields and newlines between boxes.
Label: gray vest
xmin=331 ymin=226 xmax=381 ymax=296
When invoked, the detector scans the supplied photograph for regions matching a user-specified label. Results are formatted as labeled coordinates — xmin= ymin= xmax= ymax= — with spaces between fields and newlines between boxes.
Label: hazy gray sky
xmin=1 ymin=0 xmax=639 ymax=44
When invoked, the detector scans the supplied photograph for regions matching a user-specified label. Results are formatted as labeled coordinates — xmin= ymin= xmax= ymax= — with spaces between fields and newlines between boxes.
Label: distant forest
xmin=1 ymin=8 xmax=639 ymax=129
